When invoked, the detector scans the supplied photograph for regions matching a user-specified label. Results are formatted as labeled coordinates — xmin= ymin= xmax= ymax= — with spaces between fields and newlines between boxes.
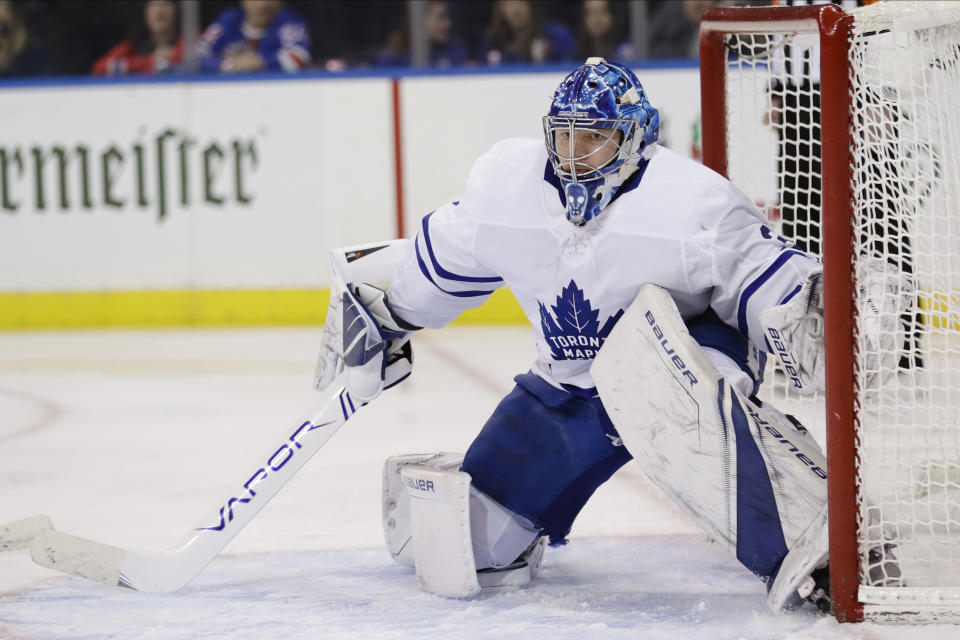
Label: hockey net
xmin=701 ymin=1 xmax=960 ymax=623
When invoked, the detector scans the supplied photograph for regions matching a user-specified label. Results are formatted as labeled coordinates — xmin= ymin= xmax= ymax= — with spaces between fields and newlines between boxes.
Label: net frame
xmin=700 ymin=2 xmax=960 ymax=623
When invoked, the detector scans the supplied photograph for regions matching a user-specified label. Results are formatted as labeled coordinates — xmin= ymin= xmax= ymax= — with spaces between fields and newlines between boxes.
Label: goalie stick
xmin=0 ymin=515 xmax=53 ymax=552
xmin=8 ymin=384 xmax=359 ymax=593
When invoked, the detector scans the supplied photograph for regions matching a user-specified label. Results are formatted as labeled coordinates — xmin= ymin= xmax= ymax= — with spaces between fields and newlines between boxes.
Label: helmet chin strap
xmin=563 ymin=182 xmax=591 ymax=226
xmin=562 ymin=162 xmax=636 ymax=226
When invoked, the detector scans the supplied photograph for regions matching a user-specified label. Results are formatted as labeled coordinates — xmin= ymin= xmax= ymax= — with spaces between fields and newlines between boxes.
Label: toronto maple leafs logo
xmin=538 ymin=280 xmax=623 ymax=360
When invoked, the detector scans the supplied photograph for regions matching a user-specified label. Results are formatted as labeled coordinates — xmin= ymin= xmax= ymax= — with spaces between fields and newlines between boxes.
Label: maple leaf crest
xmin=537 ymin=280 xmax=624 ymax=360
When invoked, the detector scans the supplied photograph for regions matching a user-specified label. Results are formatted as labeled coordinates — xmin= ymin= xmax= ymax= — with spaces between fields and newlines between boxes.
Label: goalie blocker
xmin=315 ymin=239 xmax=419 ymax=403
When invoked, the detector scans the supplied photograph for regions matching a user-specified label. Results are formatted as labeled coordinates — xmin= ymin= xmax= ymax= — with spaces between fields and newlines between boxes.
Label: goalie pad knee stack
xmin=382 ymin=453 xmax=464 ymax=567
xmin=401 ymin=463 xmax=481 ymax=598
xmin=382 ymin=453 xmax=545 ymax=597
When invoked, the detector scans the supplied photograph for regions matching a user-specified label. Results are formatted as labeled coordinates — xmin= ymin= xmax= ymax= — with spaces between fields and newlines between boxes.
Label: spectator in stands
xmin=648 ymin=0 xmax=718 ymax=59
xmin=199 ymin=0 xmax=310 ymax=73
xmin=92 ymin=0 xmax=183 ymax=75
xmin=576 ymin=0 xmax=633 ymax=62
xmin=377 ymin=1 xmax=467 ymax=68
xmin=479 ymin=0 xmax=576 ymax=65
xmin=0 ymin=0 xmax=52 ymax=77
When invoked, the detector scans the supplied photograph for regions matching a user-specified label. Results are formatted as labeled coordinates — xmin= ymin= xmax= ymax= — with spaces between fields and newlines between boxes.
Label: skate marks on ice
xmin=0 ymin=536 xmax=840 ymax=640
xmin=0 ymin=385 xmax=62 ymax=445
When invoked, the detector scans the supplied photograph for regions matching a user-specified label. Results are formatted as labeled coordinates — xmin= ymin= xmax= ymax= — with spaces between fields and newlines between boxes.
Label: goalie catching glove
xmin=760 ymin=259 xmax=916 ymax=393
xmin=760 ymin=267 xmax=825 ymax=395
xmin=315 ymin=281 xmax=418 ymax=403
xmin=856 ymin=258 xmax=916 ymax=389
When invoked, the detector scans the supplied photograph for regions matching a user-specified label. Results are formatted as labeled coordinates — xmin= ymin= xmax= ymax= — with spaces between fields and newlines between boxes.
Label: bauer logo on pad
xmin=404 ymin=477 xmax=436 ymax=493
xmin=644 ymin=309 xmax=698 ymax=387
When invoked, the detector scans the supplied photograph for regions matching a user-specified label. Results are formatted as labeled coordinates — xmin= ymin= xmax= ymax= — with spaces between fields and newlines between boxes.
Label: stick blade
xmin=31 ymin=529 xmax=127 ymax=588
xmin=0 ymin=515 xmax=54 ymax=552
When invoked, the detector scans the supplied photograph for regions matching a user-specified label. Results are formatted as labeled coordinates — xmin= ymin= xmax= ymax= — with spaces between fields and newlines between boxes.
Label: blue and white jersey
xmin=388 ymin=139 xmax=819 ymax=391
xmin=198 ymin=7 xmax=311 ymax=73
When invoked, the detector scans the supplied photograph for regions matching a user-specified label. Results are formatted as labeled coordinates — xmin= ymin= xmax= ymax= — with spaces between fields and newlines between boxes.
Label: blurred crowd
xmin=0 ymin=0 xmax=742 ymax=78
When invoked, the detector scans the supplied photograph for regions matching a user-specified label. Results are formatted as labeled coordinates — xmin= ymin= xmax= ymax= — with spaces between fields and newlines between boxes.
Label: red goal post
xmin=700 ymin=1 xmax=960 ymax=623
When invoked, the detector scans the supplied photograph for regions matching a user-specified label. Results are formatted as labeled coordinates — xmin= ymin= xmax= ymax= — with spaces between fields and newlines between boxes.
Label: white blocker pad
xmin=315 ymin=239 xmax=411 ymax=393
xmin=383 ymin=453 xmax=463 ymax=567
xmin=591 ymin=284 xmax=828 ymax=612
xmin=400 ymin=464 xmax=481 ymax=598
xmin=331 ymin=239 xmax=411 ymax=289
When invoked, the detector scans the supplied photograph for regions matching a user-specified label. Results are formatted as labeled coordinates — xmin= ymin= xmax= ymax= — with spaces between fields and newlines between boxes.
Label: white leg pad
xmin=385 ymin=453 xmax=545 ymax=595
xmin=401 ymin=464 xmax=481 ymax=598
xmin=743 ymin=400 xmax=830 ymax=611
xmin=767 ymin=504 xmax=828 ymax=611
xmin=745 ymin=400 xmax=828 ymax=542
xmin=591 ymin=284 xmax=828 ymax=611
xmin=382 ymin=452 xmax=463 ymax=567
xmin=592 ymin=284 xmax=744 ymax=554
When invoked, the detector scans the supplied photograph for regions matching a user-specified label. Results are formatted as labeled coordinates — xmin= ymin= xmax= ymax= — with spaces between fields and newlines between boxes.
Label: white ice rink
xmin=0 ymin=327 xmax=956 ymax=639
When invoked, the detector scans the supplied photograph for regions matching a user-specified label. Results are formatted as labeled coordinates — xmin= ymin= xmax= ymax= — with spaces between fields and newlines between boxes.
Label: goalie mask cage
xmin=700 ymin=1 xmax=960 ymax=624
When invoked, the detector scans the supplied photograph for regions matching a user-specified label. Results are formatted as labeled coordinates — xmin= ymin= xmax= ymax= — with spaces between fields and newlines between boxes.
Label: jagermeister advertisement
xmin=0 ymin=80 xmax=396 ymax=291
xmin=0 ymin=130 xmax=258 ymax=221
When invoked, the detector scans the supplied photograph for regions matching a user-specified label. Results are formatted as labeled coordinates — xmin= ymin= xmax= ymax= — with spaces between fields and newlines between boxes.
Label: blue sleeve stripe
xmin=421 ymin=212 xmax=504 ymax=284
xmin=415 ymin=240 xmax=499 ymax=298
xmin=737 ymin=250 xmax=807 ymax=335
xmin=779 ymin=283 xmax=803 ymax=305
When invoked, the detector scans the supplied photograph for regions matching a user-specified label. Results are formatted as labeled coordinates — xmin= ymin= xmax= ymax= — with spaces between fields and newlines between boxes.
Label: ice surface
xmin=0 ymin=327 xmax=956 ymax=639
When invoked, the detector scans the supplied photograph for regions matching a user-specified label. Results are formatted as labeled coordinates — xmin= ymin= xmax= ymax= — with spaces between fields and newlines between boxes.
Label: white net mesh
xmin=850 ymin=0 xmax=960 ymax=608
xmin=713 ymin=0 xmax=960 ymax=616
xmin=721 ymin=21 xmax=828 ymax=461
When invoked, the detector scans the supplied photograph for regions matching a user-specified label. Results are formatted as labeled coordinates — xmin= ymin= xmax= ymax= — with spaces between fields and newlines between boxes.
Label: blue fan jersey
xmin=387 ymin=139 xmax=819 ymax=392
xmin=198 ymin=7 xmax=311 ymax=73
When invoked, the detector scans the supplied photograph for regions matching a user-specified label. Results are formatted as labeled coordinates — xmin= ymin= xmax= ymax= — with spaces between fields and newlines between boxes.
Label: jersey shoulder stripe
xmin=420 ymin=212 xmax=504 ymax=284
xmin=414 ymin=240 xmax=500 ymax=298
xmin=737 ymin=249 xmax=813 ymax=335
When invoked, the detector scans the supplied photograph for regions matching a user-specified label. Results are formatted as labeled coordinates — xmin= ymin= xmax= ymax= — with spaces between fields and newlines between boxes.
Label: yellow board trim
xmin=0 ymin=288 xmax=528 ymax=329
xmin=919 ymin=291 xmax=960 ymax=331
xmin=5 ymin=287 xmax=957 ymax=332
